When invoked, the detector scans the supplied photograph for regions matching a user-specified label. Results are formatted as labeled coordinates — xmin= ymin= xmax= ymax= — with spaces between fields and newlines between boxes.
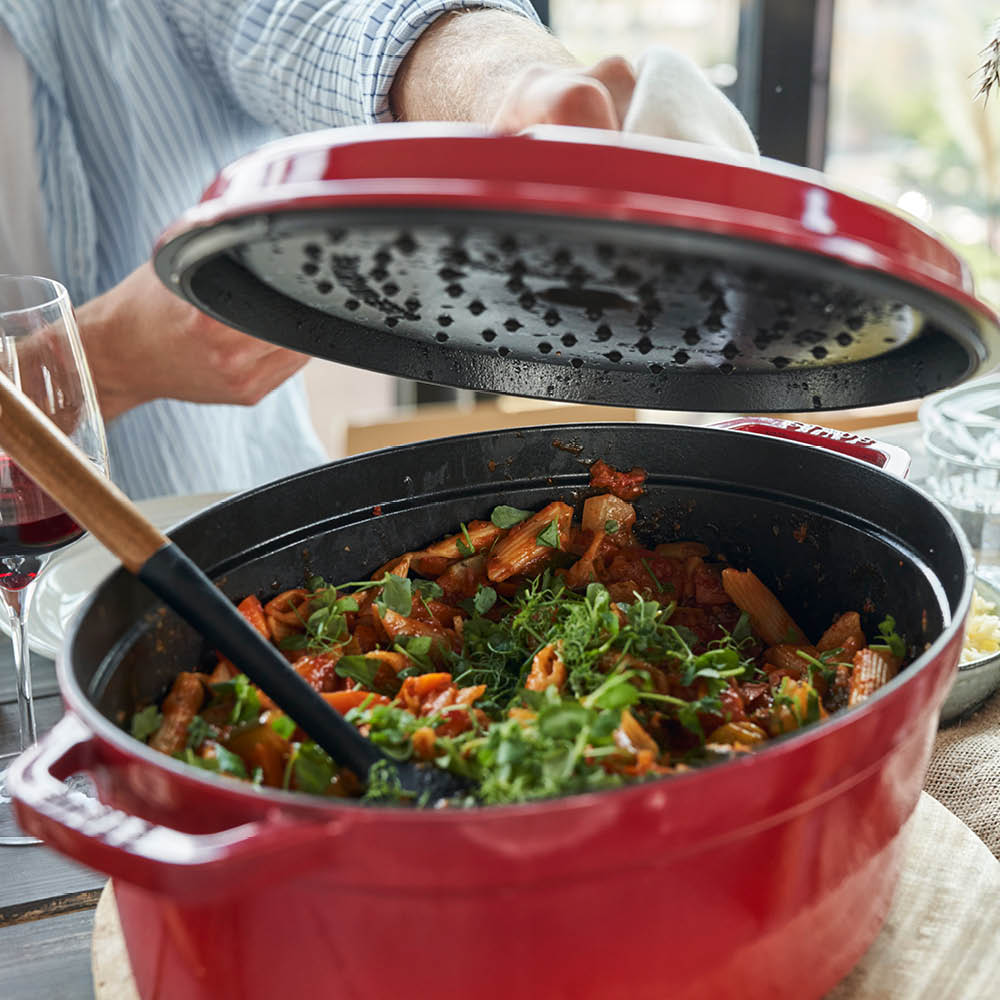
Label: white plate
xmin=10 ymin=493 xmax=232 ymax=660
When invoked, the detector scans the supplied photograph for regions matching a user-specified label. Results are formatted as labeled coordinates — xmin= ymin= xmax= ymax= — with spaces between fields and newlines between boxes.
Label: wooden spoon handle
xmin=0 ymin=371 xmax=167 ymax=572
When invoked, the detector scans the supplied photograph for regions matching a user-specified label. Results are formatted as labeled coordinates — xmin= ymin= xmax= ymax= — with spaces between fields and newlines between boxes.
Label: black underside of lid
xmin=167 ymin=207 xmax=988 ymax=412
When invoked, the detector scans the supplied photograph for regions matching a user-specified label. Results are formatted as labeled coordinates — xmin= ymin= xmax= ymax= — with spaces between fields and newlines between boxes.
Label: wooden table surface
xmin=0 ymin=421 xmax=942 ymax=999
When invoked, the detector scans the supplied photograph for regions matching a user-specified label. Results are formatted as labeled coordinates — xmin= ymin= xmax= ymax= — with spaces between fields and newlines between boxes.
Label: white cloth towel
xmin=623 ymin=46 xmax=759 ymax=157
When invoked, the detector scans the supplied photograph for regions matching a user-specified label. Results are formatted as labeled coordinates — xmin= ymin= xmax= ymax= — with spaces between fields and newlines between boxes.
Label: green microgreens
xmin=795 ymin=649 xmax=837 ymax=685
xmin=292 ymin=741 xmax=338 ymax=794
xmin=174 ymin=743 xmax=247 ymax=780
xmin=278 ymin=585 xmax=358 ymax=653
xmin=491 ymin=505 xmax=533 ymax=529
xmin=270 ymin=715 xmax=296 ymax=740
xmin=362 ymin=758 xmax=414 ymax=804
xmin=186 ymin=714 xmax=211 ymax=749
xmin=211 ymin=674 xmax=261 ymax=726
xmin=130 ymin=705 xmax=162 ymax=743
xmin=640 ymin=557 xmax=672 ymax=593
xmin=536 ymin=518 xmax=561 ymax=550
xmin=457 ymin=522 xmax=476 ymax=557
xmin=329 ymin=573 xmax=415 ymax=617
xmin=871 ymin=615 xmax=906 ymax=659
xmin=336 ymin=654 xmax=380 ymax=688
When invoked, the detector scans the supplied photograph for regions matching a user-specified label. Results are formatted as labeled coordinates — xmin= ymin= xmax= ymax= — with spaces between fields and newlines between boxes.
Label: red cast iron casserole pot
xmin=9 ymin=418 xmax=972 ymax=1000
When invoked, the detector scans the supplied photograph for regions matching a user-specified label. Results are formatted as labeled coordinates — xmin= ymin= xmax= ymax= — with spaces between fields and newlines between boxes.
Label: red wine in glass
xmin=0 ymin=275 xmax=110 ymax=845
xmin=0 ymin=457 xmax=84 ymax=588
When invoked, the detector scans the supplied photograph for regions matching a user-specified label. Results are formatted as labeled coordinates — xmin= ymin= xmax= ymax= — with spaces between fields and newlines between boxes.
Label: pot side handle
xmin=713 ymin=417 xmax=911 ymax=479
xmin=7 ymin=714 xmax=336 ymax=901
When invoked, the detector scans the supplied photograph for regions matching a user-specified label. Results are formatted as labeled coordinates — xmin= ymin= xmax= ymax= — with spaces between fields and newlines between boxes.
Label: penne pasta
xmin=150 ymin=672 xmax=205 ymax=755
xmin=848 ymin=648 xmax=901 ymax=706
xmin=721 ymin=568 xmax=808 ymax=647
xmin=487 ymin=501 xmax=573 ymax=582
xmin=525 ymin=643 xmax=567 ymax=692
xmin=818 ymin=612 xmax=866 ymax=657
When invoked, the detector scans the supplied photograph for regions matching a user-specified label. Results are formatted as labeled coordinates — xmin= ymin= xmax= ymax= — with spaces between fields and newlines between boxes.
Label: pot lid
xmin=154 ymin=123 xmax=1000 ymax=412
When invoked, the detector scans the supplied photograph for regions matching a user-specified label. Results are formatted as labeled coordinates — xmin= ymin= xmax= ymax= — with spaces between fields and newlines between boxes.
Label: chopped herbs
xmin=640 ymin=557 xmax=666 ymax=592
xmin=130 ymin=705 xmax=163 ymax=742
xmin=377 ymin=574 xmax=413 ymax=617
xmin=472 ymin=585 xmax=497 ymax=616
xmin=291 ymin=741 xmax=337 ymax=795
xmin=270 ymin=715 xmax=296 ymax=740
xmin=212 ymin=674 xmax=262 ymax=726
xmin=871 ymin=615 xmax=906 ymax=659
xmin=604 ymin=519 xmax=620 ymax=534
xmin=491 ymin=505 xmax=533 ymax=529
xmin=456 ymin=523 xmax=476 ymax=557
xmin=186 ymin=714 xmax=211 ymax=749
xmin=335 ymin=655 xmax=381 ymax=689
xmin=536 ymin=518 xmax=561 ymax=549
xmin=175 ymin=744 xmax=247 ymax=779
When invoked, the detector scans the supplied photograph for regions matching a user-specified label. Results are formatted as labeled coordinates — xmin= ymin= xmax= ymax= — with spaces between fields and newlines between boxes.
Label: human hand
xmin=76 ymin=262 xmax=310 ymax=421
xmin=489 ymin=56 xmax=637 ymax=133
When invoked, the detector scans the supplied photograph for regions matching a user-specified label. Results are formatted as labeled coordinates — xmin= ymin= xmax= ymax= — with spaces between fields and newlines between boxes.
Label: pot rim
xmin=56 ymin=422 xmax=976 ymax=822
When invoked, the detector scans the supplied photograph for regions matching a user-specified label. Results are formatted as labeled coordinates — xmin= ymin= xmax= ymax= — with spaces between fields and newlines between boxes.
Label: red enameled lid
xmin=154 ymin=123 xmax=1000 ymax=412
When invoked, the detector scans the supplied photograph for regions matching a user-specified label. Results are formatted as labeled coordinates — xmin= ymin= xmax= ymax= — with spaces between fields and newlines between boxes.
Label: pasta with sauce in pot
xmin=129 ymin=460 xmax=908 ymax=806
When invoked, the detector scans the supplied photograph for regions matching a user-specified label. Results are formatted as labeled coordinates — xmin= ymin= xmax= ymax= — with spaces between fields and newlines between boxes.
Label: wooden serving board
xmin=93 ymin=792 xmax=1000 ymax=1000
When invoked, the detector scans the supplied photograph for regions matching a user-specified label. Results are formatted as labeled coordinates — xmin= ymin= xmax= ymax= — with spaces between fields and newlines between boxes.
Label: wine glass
xmin=0 ymin=275 xmax=109 ymax=845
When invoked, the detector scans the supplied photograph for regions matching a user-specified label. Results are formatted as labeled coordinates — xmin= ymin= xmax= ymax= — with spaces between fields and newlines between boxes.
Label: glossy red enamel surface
xmin=15 ymin=627 xmax=959 ymax=1000
xmin=160 ymin=123 xmax=995 ymax=325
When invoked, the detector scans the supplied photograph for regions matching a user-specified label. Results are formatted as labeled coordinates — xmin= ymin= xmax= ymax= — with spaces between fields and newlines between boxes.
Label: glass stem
xmin=0 ymin=557 xmax=43 ymax=753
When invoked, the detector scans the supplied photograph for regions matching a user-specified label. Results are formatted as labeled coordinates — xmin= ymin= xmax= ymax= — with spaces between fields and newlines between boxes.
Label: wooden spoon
xmin=0 ymin=371 xmax=466 ymax=803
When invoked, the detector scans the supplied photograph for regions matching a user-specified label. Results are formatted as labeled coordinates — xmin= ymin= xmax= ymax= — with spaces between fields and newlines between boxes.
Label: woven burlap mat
xmin=926 ymin=689 xmax=1000 ymax=858
xmin=94 ymin=791 xmax=1000 ymax=1000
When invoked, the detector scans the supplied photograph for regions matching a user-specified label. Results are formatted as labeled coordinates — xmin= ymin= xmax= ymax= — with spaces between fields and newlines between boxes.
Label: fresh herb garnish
xmin=536 ymin=518 xmax=561 ymax=549
xmin=491 ymin=505 xmax=533 ymax=529
xmin=412 ymin=579 xmax=443 ymax=602
xmin=278 ymin=586 xmax=357 ymax=653
xmin=292 ymin=741 xmax=337 ymax=794
xmin=640 ymin=557 xmax=666 ymax=592
xmin=336 ymin=655 xmax=382 ymax=689
xmin=472 ymin=585 xmax=497 ymax=616
xmin=377 ymin=574 xmax=413 ymax=617
xmin=362 ymin=758 xmax=414 ymax=804
xmin=795 ymin=648 xmax=837 ymax=685
xmin=604 ymin=519 xmax=620 ymax=534
xmin=457 ymin=522 xmax=476 ymax=557
xmin=186 ymin=714 xmax=211 ymax=748
xmin=270 ymin=715 xmax=296 ymax=740
xmin=130 ymin=705 xmax=163 ymax=742
xmin=174 ymin=743 xmax=247 ymax=779
xmin=212 ymin=674 xmax=261 ymax=726
xmin=871 ymin=615 xmax=905 ymax=659
xmin=394 ymin=635 xmax=437 ymax=674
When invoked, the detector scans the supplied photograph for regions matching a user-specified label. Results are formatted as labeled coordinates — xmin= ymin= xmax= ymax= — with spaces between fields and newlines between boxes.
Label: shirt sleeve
xmin=157 ymin=0 xmax=541 ymax=131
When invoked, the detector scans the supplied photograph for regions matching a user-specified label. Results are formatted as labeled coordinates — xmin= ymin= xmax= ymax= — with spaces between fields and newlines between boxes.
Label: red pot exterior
xmin=7 ymin=419 xmax=972 ymax=999
xmin=17 ymin=622 xmax=960 ymax=1000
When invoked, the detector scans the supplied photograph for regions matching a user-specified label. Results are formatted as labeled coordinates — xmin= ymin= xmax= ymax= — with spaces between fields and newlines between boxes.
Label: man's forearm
xmin=390 ymin=10 xmax=577 ymax=123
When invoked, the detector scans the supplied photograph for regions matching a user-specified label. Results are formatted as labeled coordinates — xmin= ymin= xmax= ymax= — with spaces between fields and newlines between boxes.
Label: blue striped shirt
xmin=0 ymin=0 xmax=537 ymax=499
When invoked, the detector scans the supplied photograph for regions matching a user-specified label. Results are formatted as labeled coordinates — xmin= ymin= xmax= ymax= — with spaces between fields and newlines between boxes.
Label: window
xmin=549 ymin=0 xmax=742 ymax=91
xmin=826 ymin=0 xmax=1000 ymax=301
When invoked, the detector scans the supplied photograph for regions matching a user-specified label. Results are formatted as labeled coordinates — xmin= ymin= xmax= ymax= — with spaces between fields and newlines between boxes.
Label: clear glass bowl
xmin=920 ymin=376 xmax=1000 ymax=587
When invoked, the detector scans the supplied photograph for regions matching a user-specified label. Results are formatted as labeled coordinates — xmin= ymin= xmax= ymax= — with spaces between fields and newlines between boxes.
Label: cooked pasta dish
xmin=129 ymin=460 xmax=907 ymax=805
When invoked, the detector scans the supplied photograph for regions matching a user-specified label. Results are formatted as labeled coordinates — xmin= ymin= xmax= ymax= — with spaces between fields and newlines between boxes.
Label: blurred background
xmin=305 ymin=0 xmax=1000 ymax=453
